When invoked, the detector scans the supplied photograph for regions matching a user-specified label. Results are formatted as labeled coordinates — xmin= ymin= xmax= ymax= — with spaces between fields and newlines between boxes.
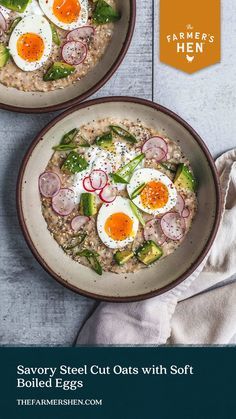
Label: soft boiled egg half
xmin=39 ymin=0 xmax=88 ymax=30
xmin=9 ymin=15 xmax=52 ymax=71
xmin=97 ymin=197 xmax=139 ymax=249
xmin=127 ymin=168 xmax=177 ymax=216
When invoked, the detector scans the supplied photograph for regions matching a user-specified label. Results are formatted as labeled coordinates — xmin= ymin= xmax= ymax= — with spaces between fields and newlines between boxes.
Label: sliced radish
xmin=89 ymin=169 xmax=108 ymax=190
xmin=62 ymin=40 xmax=87 ymax=66
xmin=66 ymin=26 xmax=95 ymax=43
xmin=39 ymin=172 xmax=61 ymax=198
xmin=52 ymin=188 xmax=75 ymax=216
xmin=71 ymin=215 xmax=89 ymax=232
xmin=99 ymin=184 xmax=117 ymax=203
xmin=160 ymin=212 xmax=185 ymax=241
xmin=144 ymin=218 xmax=166 ymax=245
xmin=182 ymin=207 xmax=190 ymax=218
xmin=0 ymin=12 xmax=6 ymax=33
xmin=175 ymin=194 xmax=185 ymax=215
xmin=83 ymin=176 xmax=96 ymax=192
xmin=142 ymin=136 xmax=168 ymax=154
xmin=144 ymin=146 xmax=167 ymax=162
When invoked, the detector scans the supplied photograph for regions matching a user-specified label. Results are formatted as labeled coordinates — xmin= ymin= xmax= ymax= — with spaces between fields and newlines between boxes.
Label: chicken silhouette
xmin=186 ymin=54 xmax=195 ymax=63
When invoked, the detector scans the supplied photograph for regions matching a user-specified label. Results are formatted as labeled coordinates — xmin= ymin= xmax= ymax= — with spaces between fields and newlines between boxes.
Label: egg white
xmin=38 ymin=0 xmax=88 ymax=30
xmin=97 ymin=197 xmax=139 ymax=249
xmin=9 ymin=15 xmax=52 ymax=71
xmin=0 ymin=5 xmax=10 ymax=19
xmin=72 ymin=143 xmax=141 ymax=202
xmin=127 ymin=168 xmax=177 ymax=215
xmin=22 ymin=0 xmax=44 ymax=17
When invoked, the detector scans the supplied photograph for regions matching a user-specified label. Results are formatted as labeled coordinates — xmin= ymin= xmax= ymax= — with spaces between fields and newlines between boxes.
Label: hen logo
xmin=160 ymin=0 xmax=221 ymax=74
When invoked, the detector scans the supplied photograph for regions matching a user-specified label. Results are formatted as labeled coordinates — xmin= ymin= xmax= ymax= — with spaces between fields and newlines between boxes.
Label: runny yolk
xmin=17 ymin=33 xmax=44 ymax=62
xmin=140 ymin=181 xmax=169 ymax=210
xmin=105 ymin=212 xmax=133 ymax=241
xmin=53 ymin=0 xmax=81 ymax=24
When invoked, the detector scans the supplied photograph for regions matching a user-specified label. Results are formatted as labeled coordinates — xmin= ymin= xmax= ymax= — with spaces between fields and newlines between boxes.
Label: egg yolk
xmin=53 ymin=0 xmax=81 ymax=24
xmin=140 ymin=181 xmax=169 ymax=210
xmin=17 ymin=33 xmax=44 ymax=62
xmin=105 ymin=212 xmax=133 ymax=241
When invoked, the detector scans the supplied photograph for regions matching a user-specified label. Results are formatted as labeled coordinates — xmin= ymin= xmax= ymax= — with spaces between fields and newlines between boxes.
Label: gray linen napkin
xmin=76 ymin=149 xmax=236 ymax=345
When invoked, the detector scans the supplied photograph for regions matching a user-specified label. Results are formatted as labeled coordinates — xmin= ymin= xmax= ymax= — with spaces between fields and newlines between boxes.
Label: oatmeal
xmin=39 ymin=118 xmax=197 ymax=275
xmin=0 ymin=0 xmax=118 ymax=91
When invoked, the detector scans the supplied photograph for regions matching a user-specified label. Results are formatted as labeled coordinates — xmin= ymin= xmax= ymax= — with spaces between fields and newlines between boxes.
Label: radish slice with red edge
xmin=52 ymin=188 xmax=75 ymax=216
xmin=83 ymin=176 xmax=96 ymax=192
xmin=182 ymin=207 xmax=190 ymax=218
xmin=39 ymin=172 xmax=61 ymax=198
xmin=161 ymin=212 xmax=185 ymax=241
xmin=144 ymin=218 xmax=166 ymax=245
xmin=142 ymin=136 xmax=168 ymax=154
xmin=0 ymin=12 xmax=6 ymax=33
xmin=144 ymin=146 xmax=167 ymax=162
xmin=89 ymin=169 xmax=108 ymax=190
xmin=62 ymin=40 xmax=87 ymax=66
xmin=71 ymin=215 xmax=89 ymax=232
xmin=66 ymin=26 xmax=95 ymax=43
xmin=175 ymin=194 xmax=185 ymax=215
xmin=99 ymin=184 xmax=117 ymax=203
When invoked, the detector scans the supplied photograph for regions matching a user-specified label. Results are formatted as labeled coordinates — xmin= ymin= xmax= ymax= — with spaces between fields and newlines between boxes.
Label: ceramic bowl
xmin=17 ymin=97 xmax=222 ymax=301
xmin=0 ymin=1 xmax=135 ymax=113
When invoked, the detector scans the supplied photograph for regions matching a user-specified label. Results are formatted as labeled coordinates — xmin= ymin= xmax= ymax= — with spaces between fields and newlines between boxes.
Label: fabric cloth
xmin=76 ymin=149 xmax=236 ymax=346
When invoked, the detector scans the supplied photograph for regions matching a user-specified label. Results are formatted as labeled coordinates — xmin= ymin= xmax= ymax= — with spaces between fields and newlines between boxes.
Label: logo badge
xmin=160 ymin=0 xmax=221 ymax=74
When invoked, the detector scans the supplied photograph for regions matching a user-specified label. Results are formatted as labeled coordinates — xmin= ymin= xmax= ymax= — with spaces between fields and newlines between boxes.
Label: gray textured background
xmin=0 ymin=0 xmax=235 ymax=345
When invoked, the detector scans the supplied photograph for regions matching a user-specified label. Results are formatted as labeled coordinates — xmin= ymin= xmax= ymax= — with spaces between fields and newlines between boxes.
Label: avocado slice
xmin=109 ymin=125 xmax=137 ymax=143
xmin=50 ymin=23 xmax=61 ymax=46
xmin=0 ymin=44 xmax=10 ymax=68
xmin=43 ymin=62 xmax=75 ymax=82
xmin=136 ymin=240 xmax=163 ymax=265
xmin=95 ymin=131 xmax=114 ymax=150
xmin=61 ymin=151 xmax=88 ymax=174
xmin=129 ymin=201 xmax=145 ymax=227
xmin=80 ymin=193 xmax=97 ymax=216
xmin=93 ymin=0 xmax=121 ymax=25
xmin=174 ymin=163 xmax=197 ymax=192
xmin=114 ymin=250 xmax=134 ymax=266
xmin=0 ymin=0 xmax=30 ymax=13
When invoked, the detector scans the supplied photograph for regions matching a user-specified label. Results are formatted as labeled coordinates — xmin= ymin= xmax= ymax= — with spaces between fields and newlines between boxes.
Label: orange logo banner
xmin=160 ymin=0 xmax=221 ymax=74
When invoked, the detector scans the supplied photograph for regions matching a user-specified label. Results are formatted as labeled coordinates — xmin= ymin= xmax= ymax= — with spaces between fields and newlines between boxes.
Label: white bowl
xmin=17 ymin=97 xmax=222 ymax=301
xmin=0 ymin=1 xmax=135 ymax=113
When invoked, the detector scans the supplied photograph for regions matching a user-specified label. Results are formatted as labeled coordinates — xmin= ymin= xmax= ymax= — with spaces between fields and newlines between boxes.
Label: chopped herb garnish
xmin=111 ymin=154 xmax=145 ymax=184
xmin=61 ymin=128 xmax=79 ymax=145
xmin=130 ymin=201 xmax=145 ymax=227
xmin=65 ymin=232 xmax=87 ymax=250
xmin=110 ymin=173 xmax=129 ymax=184
xmin=50 ymin=23 xmax=61 ymax=46
xmin=109 ymin=125 xmax=137 ymax=143
xmin=160 ymin=162 xmax=177 ymax=173
xmin=53 ymin=144 xmax=78 ymax=151
xmin=131 ymin=182 xmax=146 ymax=200
xmin=7 ymin=17 xmax=22 ymax=35
xmin=77 ymin=249 xmax=102 ymax=275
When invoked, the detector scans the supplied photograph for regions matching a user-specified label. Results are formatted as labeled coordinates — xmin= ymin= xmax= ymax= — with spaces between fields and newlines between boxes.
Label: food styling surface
xmin=0 ymin=0 xmax=117 ymax=91
xmin=40 ymin=118 xmax=197 ymax=275
xmin=0 ymin=0 xmax=235 ymax=345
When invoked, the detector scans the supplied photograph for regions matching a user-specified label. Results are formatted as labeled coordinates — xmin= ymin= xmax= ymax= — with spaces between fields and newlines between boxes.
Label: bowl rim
xmin=16 ymin=96 xmax=222 ymax=302
xmin=0 ymin=1 xmax=136 ymax=114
